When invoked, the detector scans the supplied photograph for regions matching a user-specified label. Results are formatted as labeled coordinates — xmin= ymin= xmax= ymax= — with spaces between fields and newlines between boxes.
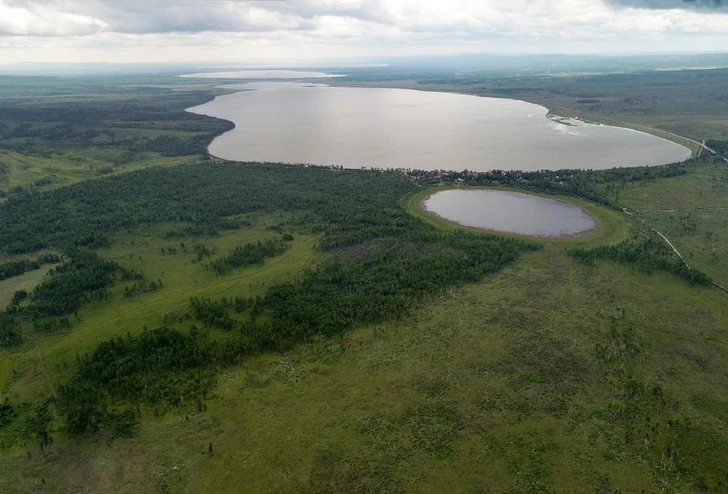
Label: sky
xmin=0 ymin=0 xmax=727 ymax=64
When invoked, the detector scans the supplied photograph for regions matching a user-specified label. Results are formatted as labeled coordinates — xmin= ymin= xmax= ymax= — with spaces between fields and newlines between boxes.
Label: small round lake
xmin=422 ymin=189 xmax=597 ymax=237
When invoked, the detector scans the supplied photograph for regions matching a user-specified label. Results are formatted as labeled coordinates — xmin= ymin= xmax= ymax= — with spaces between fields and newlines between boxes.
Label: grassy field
xmin=0 ymin=148 xmax=200 ymax=200
xmin=3 ymin=245 xmax=727 ymax=493
xmin=0 ymin=265 xmax=56 ymax=310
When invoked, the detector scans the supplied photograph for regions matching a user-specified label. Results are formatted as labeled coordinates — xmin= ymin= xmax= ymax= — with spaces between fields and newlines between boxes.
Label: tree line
xmin=568 ymin=230 xmax=711 ymax=286
xmin=0 ymin=254 xmax=61 ymax=281
xmin=208 ymin=238 xmax=290 ymax=276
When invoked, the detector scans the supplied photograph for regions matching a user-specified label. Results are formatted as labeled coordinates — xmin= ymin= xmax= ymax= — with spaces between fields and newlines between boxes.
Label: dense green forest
xmin=706 ymin=139 xmax=728 ymax=155
xmin=2 ymin=154 xmax=720 ymax=254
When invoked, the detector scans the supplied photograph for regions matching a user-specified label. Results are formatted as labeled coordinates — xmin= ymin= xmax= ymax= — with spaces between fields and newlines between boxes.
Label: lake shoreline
xmin=413 ymin=186 xmax=606 ymax=242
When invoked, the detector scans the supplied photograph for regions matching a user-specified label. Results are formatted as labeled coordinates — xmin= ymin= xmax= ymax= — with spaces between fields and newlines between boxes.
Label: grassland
xmin=1 ymin=69 xmax=727 ymax=493
xmin=0 ymin=265 xmax=56 ymax=309
xmin=619 ymin=159 xmax=728 ymax=287
xmin=3 ymin=245 xmax=727 ymax=493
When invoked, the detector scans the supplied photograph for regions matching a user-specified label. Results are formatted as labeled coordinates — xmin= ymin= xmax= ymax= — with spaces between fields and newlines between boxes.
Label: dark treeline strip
xmin=189 ymin=232 xmax=536 ymax=348
xmin=0 ymin=311 xmax=23 ymax=349
xmin=263 ymin=231 xmax=535 ymax=346
xmin=409 ymin=155 xmax=716 ymax=210
xmin=58 ymin=327 xmax=219 ymax=435
xmin=568 ymin=231 xmax=711 ymax=286
xmin=706 ymin=139 xmax=728 ymax=156
xmin=122 ymin=279 xmax=162 ymax=298
xmin=30 ymin=249 xmax=121 ymax=317
xmin=0 ymin=254 xmax=61 ymax=281
xmin=209 ymin=238 xmax=290 ymax=275
xmin=190 ymin=297 xmax=246 ymax=331
xmin=0 ymin=249 xmax=150 ymax=348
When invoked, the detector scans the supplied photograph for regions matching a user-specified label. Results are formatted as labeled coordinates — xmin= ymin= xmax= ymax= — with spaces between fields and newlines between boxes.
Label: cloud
xmin=0 ymin=0 xmax=400 ymax=36
xmin=0 ymin=2 xmax=107 ymax=36
xmin=0 ymin=0 xmax=727 ymax=63
xmin=603 ymin=0 xmax=728 ymax=10
xmin=0 ymin=0 xmax=727 ymax=38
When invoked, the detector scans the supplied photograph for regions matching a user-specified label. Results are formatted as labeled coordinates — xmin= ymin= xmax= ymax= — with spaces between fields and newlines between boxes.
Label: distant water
xmin=187 ymin=82 xmax=691 ymax=172
xmin=423 ymin=189 xmax=596 ymax=237
xmin=181 ymin=70 xmax=343 ymax=79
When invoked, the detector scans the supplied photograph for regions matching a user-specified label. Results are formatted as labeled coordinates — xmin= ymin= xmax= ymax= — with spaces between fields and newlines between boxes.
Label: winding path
xmin=622 ymin=208 xmax=728 ymax=293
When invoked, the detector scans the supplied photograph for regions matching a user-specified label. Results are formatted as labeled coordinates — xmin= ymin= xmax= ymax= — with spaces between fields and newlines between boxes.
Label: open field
xmin=0 ymin=265 xmax=56 ymax=310
xmin=3 ymin=246 xmax=727 ymax=493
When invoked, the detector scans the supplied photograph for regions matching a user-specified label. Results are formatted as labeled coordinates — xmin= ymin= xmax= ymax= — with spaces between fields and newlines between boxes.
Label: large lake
xmin=181 ymin=70 xmax=343 ymax=79
xmin=423 ymin=189 xmax=597 ymax=237
xmin=187 ymin=82 xmax=690 ymax=172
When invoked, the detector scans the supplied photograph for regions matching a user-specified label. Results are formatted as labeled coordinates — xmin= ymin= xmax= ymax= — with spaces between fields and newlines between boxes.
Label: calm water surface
xmin=187 ymin=82 xmax=690 ymax=172
xmin=423 ymin=189 xmax=597 ymax=237
xmin=181 ymin=70 xmax=344 ymax=79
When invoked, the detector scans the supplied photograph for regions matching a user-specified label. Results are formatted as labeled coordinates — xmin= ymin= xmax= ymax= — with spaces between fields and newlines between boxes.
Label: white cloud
xmin=0 ymin=0 xmax=727 ymax=63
